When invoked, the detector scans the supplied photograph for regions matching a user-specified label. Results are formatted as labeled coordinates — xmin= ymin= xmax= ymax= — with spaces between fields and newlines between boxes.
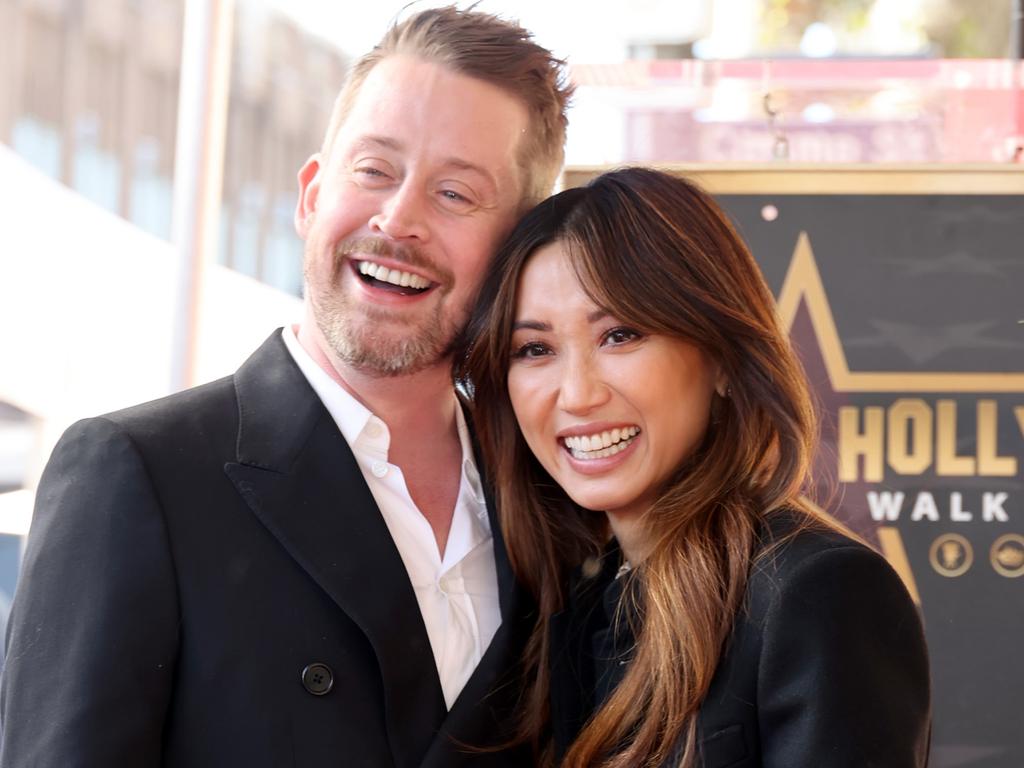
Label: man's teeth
xmin=358 ymin=260 xmax=431 ymax=289
xmin=563 ymin=426 xmax=640 ymax=460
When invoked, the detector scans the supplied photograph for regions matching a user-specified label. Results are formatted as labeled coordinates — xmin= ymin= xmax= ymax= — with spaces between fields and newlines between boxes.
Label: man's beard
xmin=305 ymin=237 xmax=461 ymax=378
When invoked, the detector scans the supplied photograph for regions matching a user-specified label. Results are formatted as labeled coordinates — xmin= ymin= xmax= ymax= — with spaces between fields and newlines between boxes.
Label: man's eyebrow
xmin=512 ymin=320 xmax=550 ymax=332
xmin=351 ymin=135 xmax=403 ymax=152
xmin=444 ymin=157 xmax=497 ymax=187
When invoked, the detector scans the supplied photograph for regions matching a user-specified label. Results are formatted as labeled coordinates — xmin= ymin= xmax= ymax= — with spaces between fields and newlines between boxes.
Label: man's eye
xmin=512 ymin=342 xmax=550 ymax=359
xmin=353 ymin=166 xmax=392 ymax=184
xmin=437 ymin=185 xmax=476 ymax=210
xmin=604 ymin=327 xmax=641 ymax=346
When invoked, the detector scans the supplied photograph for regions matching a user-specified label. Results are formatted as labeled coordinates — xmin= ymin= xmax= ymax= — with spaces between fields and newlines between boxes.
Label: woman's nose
xmin=556 ymin=355 xmax=610 ymax=415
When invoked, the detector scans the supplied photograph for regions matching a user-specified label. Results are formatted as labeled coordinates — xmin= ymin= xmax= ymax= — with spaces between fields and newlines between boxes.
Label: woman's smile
xmin=561 ymin=425 xmax=641 ymax=460
xmin=559 ymin=425 xmax=642 ymax=475
xmin=507 ymin=241 xmax=721 ymax=520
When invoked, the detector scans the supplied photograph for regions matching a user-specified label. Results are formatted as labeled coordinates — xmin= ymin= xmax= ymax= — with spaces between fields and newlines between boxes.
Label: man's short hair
xmin=321 ymin=6 xmax=574 ymax=208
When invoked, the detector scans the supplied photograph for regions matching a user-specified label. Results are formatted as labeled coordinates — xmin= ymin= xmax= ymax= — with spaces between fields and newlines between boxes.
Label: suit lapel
xmin=468 ymin=411 xmax=519 ymax=622
xmin=420 ymin=413 xmax=534 ymax=766
xmin=420 ymin=614 xmax=530 ymax=766
xmin=548 ymin=550 xmax=620 ymax=762
xmin=222 ymin=332 xmax=446 ymax=768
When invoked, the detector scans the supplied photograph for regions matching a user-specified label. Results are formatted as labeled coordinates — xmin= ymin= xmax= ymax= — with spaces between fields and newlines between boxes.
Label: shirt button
xmin=438 ymin=575 xmax=450 ymax=594
xmin=371 ymin=461 xmax=388 ymax=478
xmin=365 ymin=421 xmax=383 ymax=439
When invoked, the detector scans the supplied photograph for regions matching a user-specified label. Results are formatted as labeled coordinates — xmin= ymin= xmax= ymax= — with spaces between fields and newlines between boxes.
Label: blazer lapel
xmin=468 ymin=410 xmax=520 ymax=622
xmin=547 ymin=551 xmax=620 ymax=762
xmin=420 ymin=414 xmax=534 ymax=766
xmin=548 ymin=607 xmax=581 ymax=760
xmin=222 ymin=331 xmax=446 ymax=768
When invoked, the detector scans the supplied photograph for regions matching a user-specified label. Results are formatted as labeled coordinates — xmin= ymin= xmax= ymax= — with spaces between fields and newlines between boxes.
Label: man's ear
xmin=294 ymin=154 xmax=322 ymax=238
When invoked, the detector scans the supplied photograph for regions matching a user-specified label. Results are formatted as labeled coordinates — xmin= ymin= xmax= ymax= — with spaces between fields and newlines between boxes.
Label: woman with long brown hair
xmin=460 ymin=167 xmax=930 ymax=767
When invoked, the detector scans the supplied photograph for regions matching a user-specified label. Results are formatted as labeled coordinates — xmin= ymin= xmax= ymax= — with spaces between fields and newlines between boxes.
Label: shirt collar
xmin=281 ymin=324 xmax=375 ymax=449
xmin=454 ymin=398 xmax=486 ymax=505
xmin=282 ymin=325 xmax=486 ymax=507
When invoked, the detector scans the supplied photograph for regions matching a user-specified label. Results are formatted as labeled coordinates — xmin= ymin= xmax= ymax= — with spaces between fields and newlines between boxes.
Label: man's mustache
xmin=332 ymin=237 xmax=453 ymax=290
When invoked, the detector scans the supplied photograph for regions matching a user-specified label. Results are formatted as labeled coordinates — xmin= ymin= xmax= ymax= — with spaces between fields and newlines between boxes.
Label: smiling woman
xmin=459 ymin=167 xmax=931 ymax=768
xmin=507 ymin=240 xmax=723 ymax=551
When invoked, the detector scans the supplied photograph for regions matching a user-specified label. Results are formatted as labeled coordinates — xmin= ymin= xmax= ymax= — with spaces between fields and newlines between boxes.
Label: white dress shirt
xmin=281 ymin=326 xmax=501 ymax=709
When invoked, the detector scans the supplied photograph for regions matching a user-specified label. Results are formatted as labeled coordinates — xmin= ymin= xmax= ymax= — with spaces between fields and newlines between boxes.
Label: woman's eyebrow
xmin=512 ymin=320 xmax=551 ymax=332
xmin=512 ymin=311 xmax=608 ymax=332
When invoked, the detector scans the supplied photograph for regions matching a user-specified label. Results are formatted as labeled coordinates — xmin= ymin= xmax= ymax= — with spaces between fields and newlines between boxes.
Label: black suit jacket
xmin=549 ymin=516 xmax=931 ymax=767
xmin=0 ymin=331 xmax=531 ymax=767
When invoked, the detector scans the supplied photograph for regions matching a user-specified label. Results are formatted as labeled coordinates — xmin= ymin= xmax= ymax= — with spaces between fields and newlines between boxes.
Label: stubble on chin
xmin=305 ymin=238 xmax=461 ymax=378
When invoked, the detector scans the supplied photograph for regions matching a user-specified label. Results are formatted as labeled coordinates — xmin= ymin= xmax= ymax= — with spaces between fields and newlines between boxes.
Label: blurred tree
xmin=920 ymin=0 xmax=1014 ymax=57
xmin=752 ymin=0 xmax=1014 ymax=57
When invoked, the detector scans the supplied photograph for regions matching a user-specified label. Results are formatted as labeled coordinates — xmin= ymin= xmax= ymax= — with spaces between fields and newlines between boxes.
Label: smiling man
xmin=299 ymin=55 xmax=531 ymax=381
xmin=0 ymin=8 xmax=571 ymax=767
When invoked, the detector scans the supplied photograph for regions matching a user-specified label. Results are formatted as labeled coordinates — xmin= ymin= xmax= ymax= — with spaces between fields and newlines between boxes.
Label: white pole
xmin=169 ymin=0 xmax=234 ymax=392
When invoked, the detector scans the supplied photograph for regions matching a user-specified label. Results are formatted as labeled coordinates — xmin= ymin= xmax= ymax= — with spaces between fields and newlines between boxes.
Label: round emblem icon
xmin=929 ymin=533 xmax=973 ymax=578
xmin=990 ymin=534 xmax=1024 ymax=578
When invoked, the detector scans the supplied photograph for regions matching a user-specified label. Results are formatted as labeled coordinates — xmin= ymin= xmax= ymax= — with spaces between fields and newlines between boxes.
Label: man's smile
xmin=354 ymin=258 xmax=434 ymax=296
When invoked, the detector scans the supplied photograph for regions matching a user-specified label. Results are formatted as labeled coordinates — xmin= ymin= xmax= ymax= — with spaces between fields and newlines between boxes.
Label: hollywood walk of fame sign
xmin=563 ymin=165 xmax=1024 ymax=768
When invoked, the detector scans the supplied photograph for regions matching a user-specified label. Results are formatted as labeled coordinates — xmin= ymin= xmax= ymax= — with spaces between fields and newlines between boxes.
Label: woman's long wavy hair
xmin=458 ymin=168 xmax=836 ymax=767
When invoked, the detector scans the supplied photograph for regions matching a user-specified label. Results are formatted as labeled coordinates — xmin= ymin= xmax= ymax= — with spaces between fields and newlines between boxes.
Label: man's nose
xmin=556 ymin=354 xmax=610 ymax=416
xmin=369 ymin=182 xmax=430 ymax=241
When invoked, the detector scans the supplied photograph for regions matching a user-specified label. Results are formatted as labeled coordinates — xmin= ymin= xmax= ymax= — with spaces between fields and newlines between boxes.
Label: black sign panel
xmin=717 ymin=192 xmax=1023 ymax=768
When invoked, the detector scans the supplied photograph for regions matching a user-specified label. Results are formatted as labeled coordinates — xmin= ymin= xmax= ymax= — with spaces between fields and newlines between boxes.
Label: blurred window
xmin=73 ymin=113 xmax=120 ymax=213
xmin=131 ymin=137 xmax=173 ymax=239
xmin=264 ymin=194 xmax=304 ymax=296
xmin=218 ymin=1 xmax=348 ymax=295
xmin=11 ymin=116 xmax=62 ymax=178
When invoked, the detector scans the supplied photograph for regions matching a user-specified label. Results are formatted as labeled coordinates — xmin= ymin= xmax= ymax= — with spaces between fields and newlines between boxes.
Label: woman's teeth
xmin=358 ymin=260 xmax=431 ymax=290
xmin=563 ymin=426 xmax=640 ymax=460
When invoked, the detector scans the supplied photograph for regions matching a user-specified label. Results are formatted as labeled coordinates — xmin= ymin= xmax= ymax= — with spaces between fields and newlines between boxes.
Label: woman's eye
xmin=603 ymin=327 xmax=641 ymax=346
xmin=512 ymin=342 xmax=550 ymax=359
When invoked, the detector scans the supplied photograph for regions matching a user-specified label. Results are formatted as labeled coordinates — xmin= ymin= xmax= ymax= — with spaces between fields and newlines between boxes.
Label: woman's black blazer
xmin=548 ymin=514 xmax=931 ymax=767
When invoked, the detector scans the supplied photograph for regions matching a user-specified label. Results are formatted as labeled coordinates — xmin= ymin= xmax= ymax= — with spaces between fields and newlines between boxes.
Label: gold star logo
xmin=776 ymin=233 xmax=1024 ymax=600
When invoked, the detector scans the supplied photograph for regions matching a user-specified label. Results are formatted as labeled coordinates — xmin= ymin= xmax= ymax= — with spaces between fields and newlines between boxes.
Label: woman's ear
xmin=294 ymin=154 xmax=322 ymax=238
xmin=714 ymin=367 xmax=730 ymax=399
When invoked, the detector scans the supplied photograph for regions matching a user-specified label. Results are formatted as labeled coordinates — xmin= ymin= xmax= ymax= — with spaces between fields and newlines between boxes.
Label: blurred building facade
xmin=0 ymin=0 xmax=348 ymax=297
xmin=3 ymin=0 xmax=1020 ymax=290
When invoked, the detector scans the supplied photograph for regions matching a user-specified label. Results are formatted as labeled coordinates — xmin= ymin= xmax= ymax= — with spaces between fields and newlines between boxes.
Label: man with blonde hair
xmin=1 ymin=7 xmax=572 ymax=766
